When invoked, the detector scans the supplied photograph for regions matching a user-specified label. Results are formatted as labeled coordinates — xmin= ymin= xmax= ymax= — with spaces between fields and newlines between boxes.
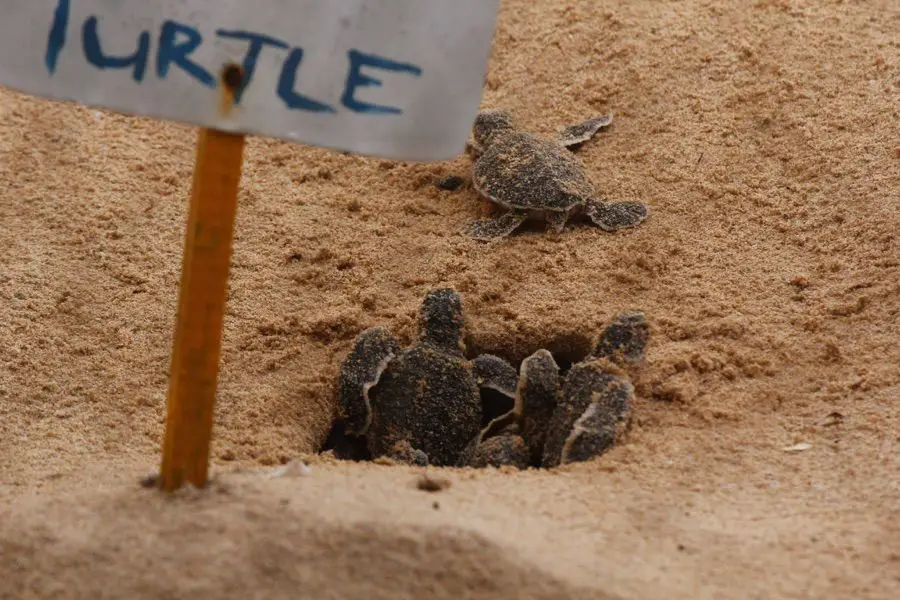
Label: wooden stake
xmin=159 ymin=127 xmax=245 ymax=492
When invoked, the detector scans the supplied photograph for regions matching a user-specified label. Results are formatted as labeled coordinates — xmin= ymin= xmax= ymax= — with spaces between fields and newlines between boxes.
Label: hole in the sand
xmin=464 ymin=330 xmax=594 ymax=376
xmin=318 ymin=331 xmax=598 ymax=470
xmin=546 ymin=349 xmax=578 ymax=377
xmin=321 ymin=419 xmax=371 ymax=461
xmin=479 ymin=387 xmax=514 ymax=428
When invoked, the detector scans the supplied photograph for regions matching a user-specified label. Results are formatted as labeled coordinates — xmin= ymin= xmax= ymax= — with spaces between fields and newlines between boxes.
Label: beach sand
xmin=1 ymin=0 xmax=898 ymax=598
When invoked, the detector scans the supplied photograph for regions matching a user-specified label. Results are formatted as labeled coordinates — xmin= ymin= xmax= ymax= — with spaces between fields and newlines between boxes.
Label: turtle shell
xmin=472 ymin=131 xmax=595 ymax=212
xmin=366 ymin=344 xmax=482 ymax=467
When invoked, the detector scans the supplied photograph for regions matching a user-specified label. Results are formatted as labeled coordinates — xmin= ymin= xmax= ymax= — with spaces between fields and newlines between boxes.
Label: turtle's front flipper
xmin=585 ymin=200 xmax=649 ymax=232
xmin=559 ymin=391 xmax=631 ymax=465
xmin=465 ymin=139 xmax=483 ymax=160
xmin=338 ymin=327 xmax=402 ymax=436
xmin=541 ymin=361 xmax=633 ymax=468
xmin=557 ymin=114 xmax=614 ymax=149
xmin=473 ymin=354 xmax=518 ymax=399
xmin=590 ymin=311 xmax=649 ymax=367
xmin=462 ymin=211 xmax=528 ymax=241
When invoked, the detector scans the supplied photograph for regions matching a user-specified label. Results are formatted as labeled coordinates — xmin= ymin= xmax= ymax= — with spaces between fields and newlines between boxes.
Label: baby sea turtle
xmin=460 ymin=311 xmax=649 ymax=469
xmin=541 ymin=311 xmax=649 ymax=468
xmin=463 ymin=109 xmax=649 ymax=241
xmin=337 ymin=288 xmax=518 ymax=466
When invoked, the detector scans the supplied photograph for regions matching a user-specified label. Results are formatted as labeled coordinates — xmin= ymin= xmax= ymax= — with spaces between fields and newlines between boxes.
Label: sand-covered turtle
xmin=337 ymin=288 xmax=518 ymax=466
xmin=541 ymin=311 xmax=649 ymax=467
xmin=462 ymin=110 xmax=649 ymax=241
xmin=460 ymin=311 xmax=649 ymax=469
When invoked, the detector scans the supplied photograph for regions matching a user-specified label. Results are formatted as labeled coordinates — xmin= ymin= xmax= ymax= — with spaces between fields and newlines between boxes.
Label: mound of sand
xmin=2 ymin=464 xmax=596 ymax=600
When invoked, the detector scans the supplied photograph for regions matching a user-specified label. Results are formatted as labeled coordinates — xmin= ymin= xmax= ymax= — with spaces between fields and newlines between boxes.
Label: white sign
xmin=0 ymin=0 xmax=499 ymax=161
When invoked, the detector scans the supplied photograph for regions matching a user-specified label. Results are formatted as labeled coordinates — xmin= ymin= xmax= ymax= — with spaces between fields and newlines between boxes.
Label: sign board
xmin=0 ymin=0 xmax=500 ymax=161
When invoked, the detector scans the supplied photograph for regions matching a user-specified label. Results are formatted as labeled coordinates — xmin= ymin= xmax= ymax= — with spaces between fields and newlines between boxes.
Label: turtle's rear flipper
xmin=546 ymin=210 xmax=569 ymax=233
xmin=456 ymin=408 xmax=518 ymax=466
xmin=385 ymin=440 xmax=429 ymax=466
xmin=585 ymin=200 xmax=648 ymax=232
xmin=462 ymin=211 xmax=527 ymax=241
xmin=557 ymin=114 xmax=614 ymax=149
xmin=469 ymin=431 xmax=530 ymax=469
xmin=338 ymin=327 xmax=402 ymax=436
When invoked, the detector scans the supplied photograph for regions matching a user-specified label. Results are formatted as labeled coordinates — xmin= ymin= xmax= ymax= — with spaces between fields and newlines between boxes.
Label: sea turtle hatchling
xmin=462 ymin=109 xmax=650 ymax=241
xmin=460 ymin=311 xmax=650 ymax=469
xmin=541 ymin=310 xmax=649 ymax=468
xmin=337 ymin=288 xmax=519 ymax=467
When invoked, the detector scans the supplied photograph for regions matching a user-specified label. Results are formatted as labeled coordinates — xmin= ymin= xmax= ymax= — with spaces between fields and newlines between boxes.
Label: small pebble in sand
xmin=436 ymin=175 xmax=465 ymax=191
xmin=782 ymin=443 xmax=812 ymax=453
xmin=269 ymin=459 xmax=312 ymax=478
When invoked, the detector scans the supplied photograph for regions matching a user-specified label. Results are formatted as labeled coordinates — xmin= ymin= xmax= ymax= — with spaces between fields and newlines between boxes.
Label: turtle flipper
xmin=473 ymin=353 xmax=518 ymax=431
xmin=585 ymin=200 xmax=648 ymax=232
xmin=559 ymin=393 xmax=631 ymax=465
xmin=557 ymin=114 xmax=614 ymax=149
xmin=541 ymin=361 xmax=633 ymax=468
xmin=591 ymin=311 xmax=649 ymax=367
xmin=338 ymin=327 xmax=402 ymax=436
xmin=515 ymin=349 xmax=560 ymax=464
xmin=385 ymin=440 xmax=429 ymax=466
xmin=462 ymin=211 xmax=528 ymax=242
xmin=473 ymin=354 xmax=518 ymax=398
xmin=546 ymin=210 xmax=569 ymax=233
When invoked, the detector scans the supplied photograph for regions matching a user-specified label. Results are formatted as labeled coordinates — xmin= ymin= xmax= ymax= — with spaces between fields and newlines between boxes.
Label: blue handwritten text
xmin=45 ymin=0 xmax=423 ymax=115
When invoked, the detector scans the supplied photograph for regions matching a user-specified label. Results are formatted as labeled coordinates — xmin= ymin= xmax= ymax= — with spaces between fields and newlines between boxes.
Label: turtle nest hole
xmin=319 ymin=332 xmax=595 ymax=470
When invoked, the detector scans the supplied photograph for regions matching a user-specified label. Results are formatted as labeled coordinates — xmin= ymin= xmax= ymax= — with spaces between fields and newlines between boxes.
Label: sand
xmin=1 ymin=0 xmax=898 ymax=598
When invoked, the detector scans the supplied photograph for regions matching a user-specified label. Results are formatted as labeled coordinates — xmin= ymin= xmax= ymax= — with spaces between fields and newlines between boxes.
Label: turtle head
xmin=589 ymin=311 xmax=649 ymax=367
xmin=417 ymin=288 xmax=466 ymax=355
xmin=472 ymin=109 xmax=514 ymax=149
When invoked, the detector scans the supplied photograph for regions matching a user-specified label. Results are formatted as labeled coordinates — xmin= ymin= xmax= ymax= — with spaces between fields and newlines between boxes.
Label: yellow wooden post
xmin=158 ymin=127 xmax=244 ymax=491
xmin=159 ymin=64 xmax=247 ymax=492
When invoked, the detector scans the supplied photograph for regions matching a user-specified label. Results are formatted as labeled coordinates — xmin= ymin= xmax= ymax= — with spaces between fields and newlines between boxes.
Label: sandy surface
xmin=1 ymin=0 xmax=899 ymax=598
